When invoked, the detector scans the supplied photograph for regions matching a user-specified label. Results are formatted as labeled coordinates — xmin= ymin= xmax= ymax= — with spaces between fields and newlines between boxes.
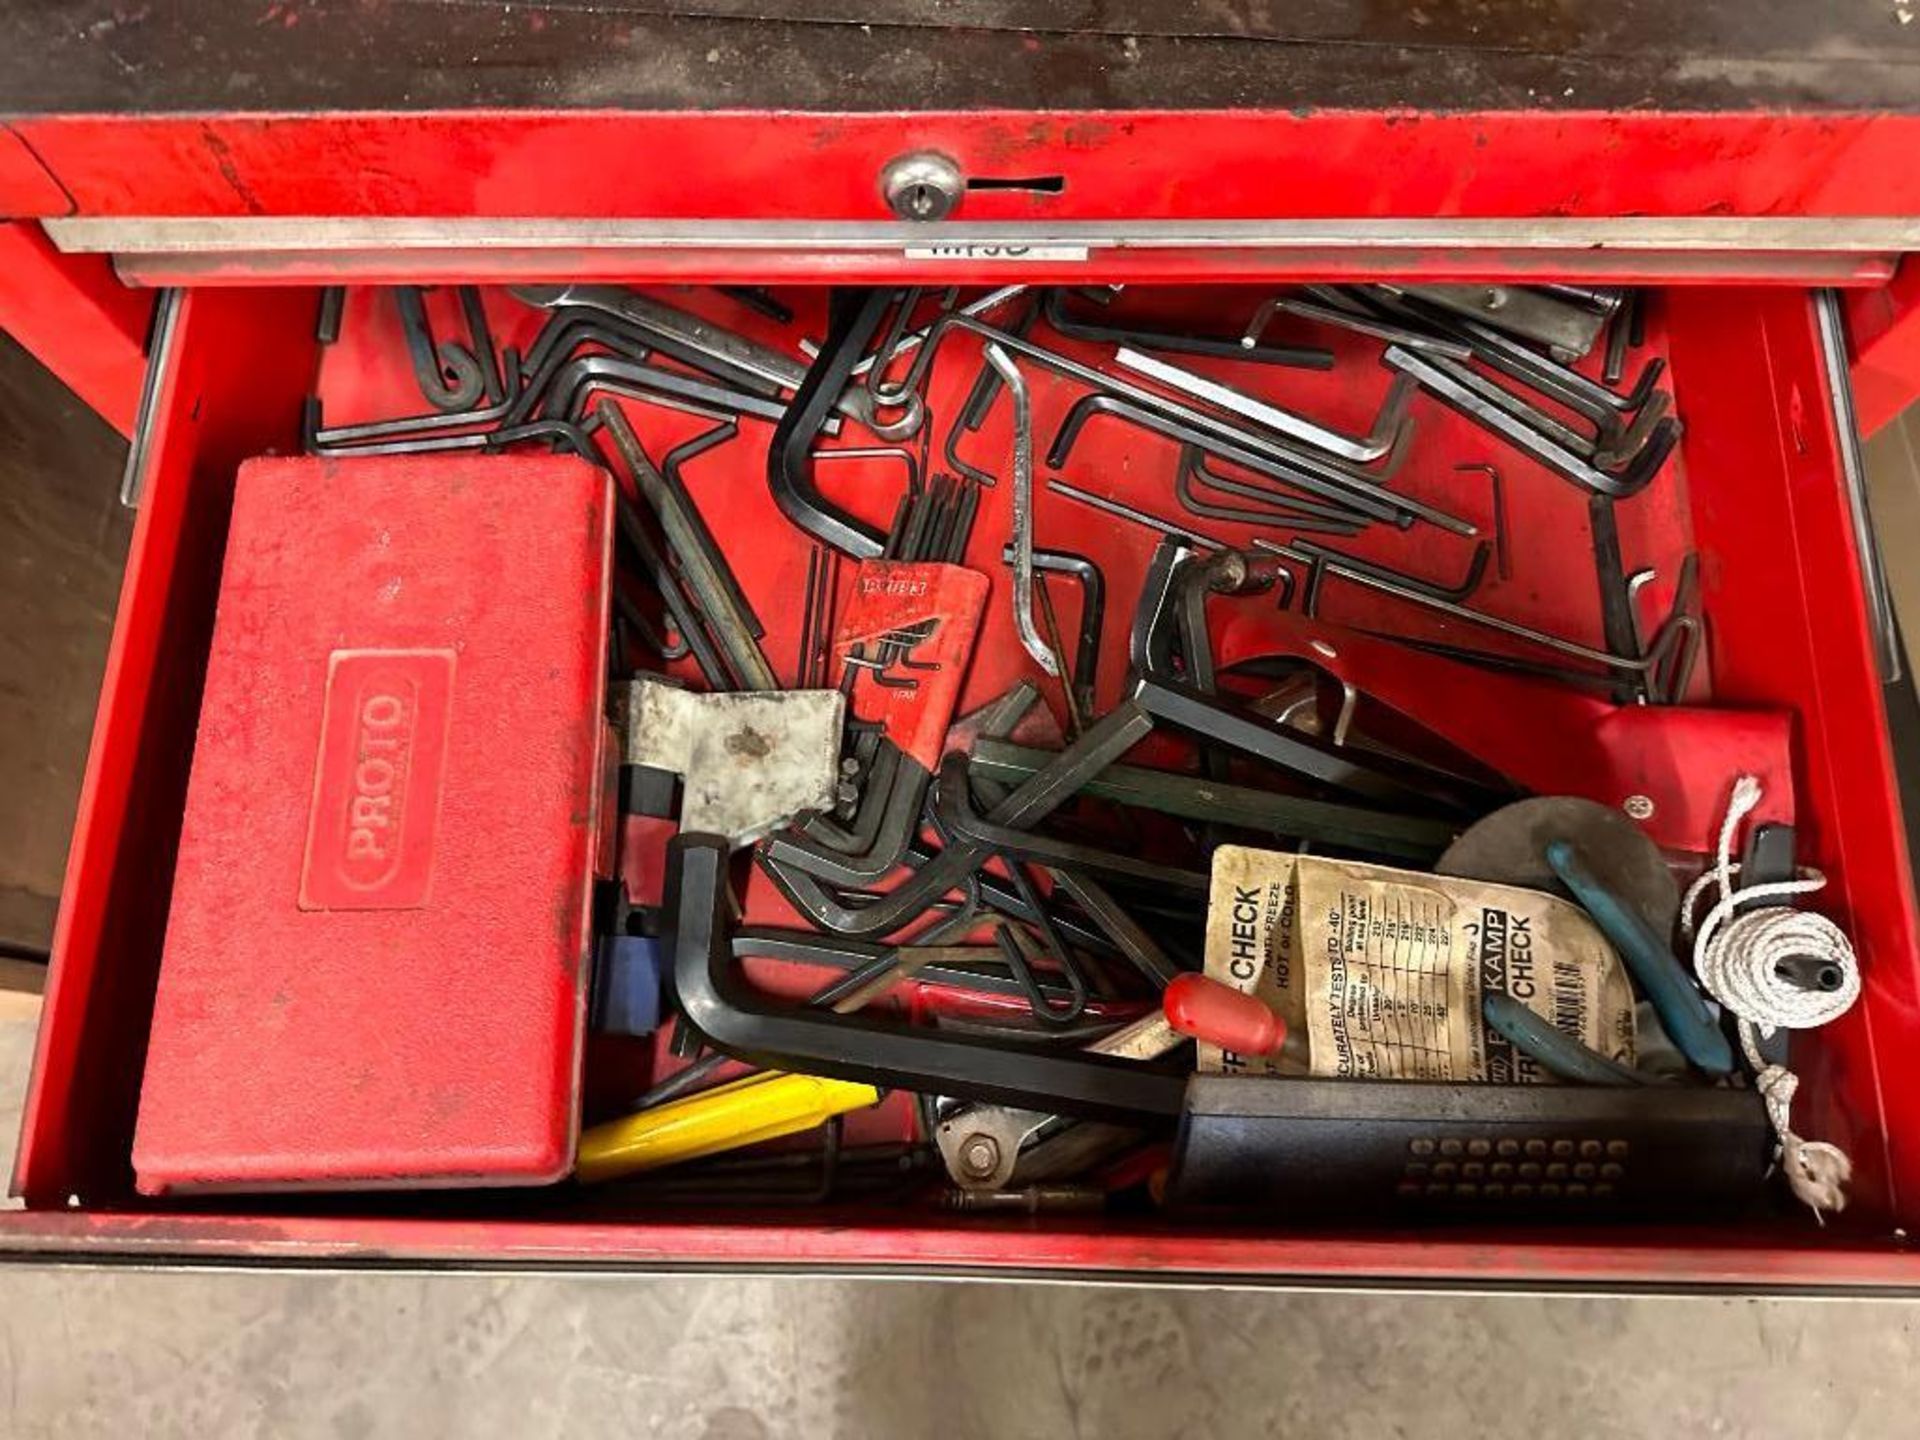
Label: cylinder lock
xmin=882 ymin=152 xmax=964 ymax=222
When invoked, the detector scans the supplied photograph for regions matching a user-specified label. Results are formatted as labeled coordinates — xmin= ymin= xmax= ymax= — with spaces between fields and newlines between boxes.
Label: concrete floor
xmin=6 ymin=329 xmax=1920 ymax=1437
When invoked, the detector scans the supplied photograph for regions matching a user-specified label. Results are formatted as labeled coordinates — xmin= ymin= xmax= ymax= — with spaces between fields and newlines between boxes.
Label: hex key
xmin=1056 ymin=391 xmax=1456 ymax=533
xmin=514 ymin=282 xmax=911 ymax=435
xmin=1001 ymin=545 xmax=1105 ymax=717
xmin=1183 ymin=447 xmax=1374 ymax=525
xmin=1415 ymin=348 xmax=1672 ymax=471
xmin=769 ymin=289 xmax=901 ymax=559
xmin=661 ymin=416 xmax=766 ymax=641
xmin=1174 ymin=447 xmax=1372 ymax=536
xmin=1384 ymin=346 xmax=1681 ymax=500
xmin=541 ymin=353 xmax=793 ymax=428
xmin=1242 ymin=293 xmax=1473 ymax=360
xmin=1130 ymin=672 xmax=1466 ymax=815
xmin=1049 ymin=392 xmax=1417 ymax=531
xmin=773 ymin=677 xmax=1052 ymax=902
xmin=798 ymin=741 xmax=905 ymax=855
xmin=1115 ymin=347 xmax=1418 ymax=465
xmin=757 ymin=702 xmax=1154 ymax=937
xmin=962 ymin=714 xmax=1185 ymax=991
xmin=732 ymin=928 xmax=1086 ymax=1006
xmin=608 ymin=483 xmax=734 ymax=691
xmin=868 ymin=312 xmax=1478 ymax=534
xmin=1042 ymin=287 xmax=1333 ymax=369
xmin=599 ymin=403 xmax=778 ymax=691
xmin=666 ymin=849 xmax=1189 ymax=1123
xmin=965 ymin=741 xmax=1456 ymax=861
xmin=1281 ymin=536 xmax=1494 ymax=613
xmin=1249 ymin=534 xmax=1701 ymax=689
xmin=1439 ymin=307 xmax=1665 ymax=416
xmin=761 ymin=759 xmax=933 ymax=886
xmin=515 ymin=290 xmax=786 ymax=404
xmin=931 ymin=754 xmax=1209 ymax=893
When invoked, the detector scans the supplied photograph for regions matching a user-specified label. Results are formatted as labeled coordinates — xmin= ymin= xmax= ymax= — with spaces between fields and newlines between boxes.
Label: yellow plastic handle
xmin=576 ymin=1071 xmax=881 ymax=1183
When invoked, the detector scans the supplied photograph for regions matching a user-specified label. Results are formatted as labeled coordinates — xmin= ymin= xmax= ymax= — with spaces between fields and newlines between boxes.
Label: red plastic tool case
xmin=133 ymin=454 xmax=614 ymax=1193
xmin=9 ymin=8 xmax=1920 ymax=1288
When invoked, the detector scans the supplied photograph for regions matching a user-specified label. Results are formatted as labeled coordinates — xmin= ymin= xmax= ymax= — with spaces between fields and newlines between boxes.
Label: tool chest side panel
xmin=0 ymin=223 xmax=149 ymax=435
xmin=15 ymin=111 xmax=1920 ymax=224
xmin=10 ymin=289 xmax=320 ymax=1205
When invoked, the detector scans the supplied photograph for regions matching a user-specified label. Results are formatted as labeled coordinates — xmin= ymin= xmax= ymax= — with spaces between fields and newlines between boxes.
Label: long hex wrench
xmin=1248 ymin=534 xmax=1702 ymax=699
xmin=1001 ymin=546 xmax=1105 ymax=718
xmin=1372 ymin=288 xmax=1677 ymax=465
xmin=545 ymin=353 xmax=794 ymax=428
xmin=1383 ymin=345 xmax=1680 ymax=500
xmin=663 ymin=416 xmax=768 ymax=642
xmin=863 ymin=313 xmax=1478 ymax=535
xmin=598 ymin=402 xmax=778 ymax=691
xmin=1114 ymin=347 xmax=1418 ymax=466
xmin=610 ymin=489 xmax=734 ymax=690
xmin=848 ymin=283 xmax=1027 ymax=383
xmin=1407 ymin=347 xmax=1673 ymax=471
xmin=931 ymin=755 xmax=1209 ymax=894
xmin=760 ymin=702 xmax=1155 ymax=938
xmin=1047 ymin=391 xmax=1468 ymax=535
xmin=512 ymin=283 xmax=921 ymax=437
xmin=964 ymin=741 xmax=1456 ymax=862
xmin=1587 ymin=493 xmax=1643 ymax=703
xmin=1402 ymin=298 xmax=1667 ymax=416
xmin=672 ymin=836 xmax=1188 ymax=1120
xmin=1174 ymin=447 xmax=1373 ymax=536
xmin=1130 ymin=541 xmax=1491 ymax=817
xmin=1042 ymin=287 xmax=1334 ymax=369
xmin=959 ymin=692 xmax=1185 ymax=991
xmin=1385 ymin=283 xmax=1609 ymax=360
xmin=769 ymin=289 xmax=908 ymax=558
xmin=1049 ymin=479 xmax=1239 ymax=554
xmin=732 ymin=929 xmax=1090 ymax=1008
xmin=1240 ymin=293 xmax=1473 ymax=360
xmin=1279 ymin=536 xmax=1494 ymax=614
xmin=984 ymin=343 xmax=1060 ymax=677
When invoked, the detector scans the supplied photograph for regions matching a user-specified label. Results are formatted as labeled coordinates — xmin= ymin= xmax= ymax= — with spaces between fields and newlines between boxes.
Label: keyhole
xmin=905 ymin=185 xmax=939 ymax=219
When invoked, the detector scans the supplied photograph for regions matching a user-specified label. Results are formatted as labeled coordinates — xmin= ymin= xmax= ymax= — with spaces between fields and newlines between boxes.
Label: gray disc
xmin=1437 ymin=795 xmax=1680 ymax=940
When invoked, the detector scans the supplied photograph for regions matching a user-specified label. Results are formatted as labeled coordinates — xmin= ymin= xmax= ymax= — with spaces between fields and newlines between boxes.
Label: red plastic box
xmin=132 ymin=454 xmax=613 ymax=1194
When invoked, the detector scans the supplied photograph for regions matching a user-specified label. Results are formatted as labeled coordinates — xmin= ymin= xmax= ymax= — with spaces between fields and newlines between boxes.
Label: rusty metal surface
xmin=0 ymin=0 xmax=1916 ymax=113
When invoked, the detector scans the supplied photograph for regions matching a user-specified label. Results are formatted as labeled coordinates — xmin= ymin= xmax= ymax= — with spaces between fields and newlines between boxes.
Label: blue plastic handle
xmin=1545 ymin=839 xmax=1734 ymax=1075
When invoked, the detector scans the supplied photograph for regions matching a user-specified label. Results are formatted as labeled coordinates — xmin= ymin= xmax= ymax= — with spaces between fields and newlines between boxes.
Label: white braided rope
xmin=1680 ymin=776 xmax=1861 ymax=1219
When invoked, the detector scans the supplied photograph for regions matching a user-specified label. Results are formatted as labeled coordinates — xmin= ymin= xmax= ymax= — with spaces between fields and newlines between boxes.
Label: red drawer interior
xmin=8 ymin=280 xmax=1919 ymax=1286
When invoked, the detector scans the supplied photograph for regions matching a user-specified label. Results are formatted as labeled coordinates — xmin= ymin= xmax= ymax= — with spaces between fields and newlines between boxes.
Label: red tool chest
xmin=8 ymin=5 xmax=1920 ymax=1290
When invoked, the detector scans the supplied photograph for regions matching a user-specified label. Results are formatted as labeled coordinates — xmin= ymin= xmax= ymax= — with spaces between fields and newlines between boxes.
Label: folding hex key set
xmin=104 ymin=278 xmax=1877 ymax=1228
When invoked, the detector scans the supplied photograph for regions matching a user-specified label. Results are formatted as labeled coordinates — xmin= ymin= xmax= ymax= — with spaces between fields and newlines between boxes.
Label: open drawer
xmin=6 ymin=275 xmax=1920 ymax=1292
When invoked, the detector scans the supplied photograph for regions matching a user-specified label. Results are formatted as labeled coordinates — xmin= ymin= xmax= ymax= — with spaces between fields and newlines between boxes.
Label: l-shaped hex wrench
xmin=1113 ymin=347 xmax=1418 ymax=466
xmin=1383 ymin=346 xmax=1681 ymax=499
xmin=672 ymin=835 xmax=1189 ymax=1119
xmin=1046 ymin=391 xmax=1438 ymax=533
xmin=769 ymin=289 xmax=911 ymax=559
xmin=863 ymin=313 xmax=1479 ymax=535
xmin=757 ymin=701 xmax=1155 ymax=937
xmin=512 ymin=283 xmax=920 ymax=437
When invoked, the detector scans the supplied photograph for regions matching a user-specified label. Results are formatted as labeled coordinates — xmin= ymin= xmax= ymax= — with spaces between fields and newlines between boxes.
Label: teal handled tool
xmin=1546 ymin=838 xmax=1734 ymax=1075
xmin=1481 ymin=992 xmax=1649 ymax=1087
